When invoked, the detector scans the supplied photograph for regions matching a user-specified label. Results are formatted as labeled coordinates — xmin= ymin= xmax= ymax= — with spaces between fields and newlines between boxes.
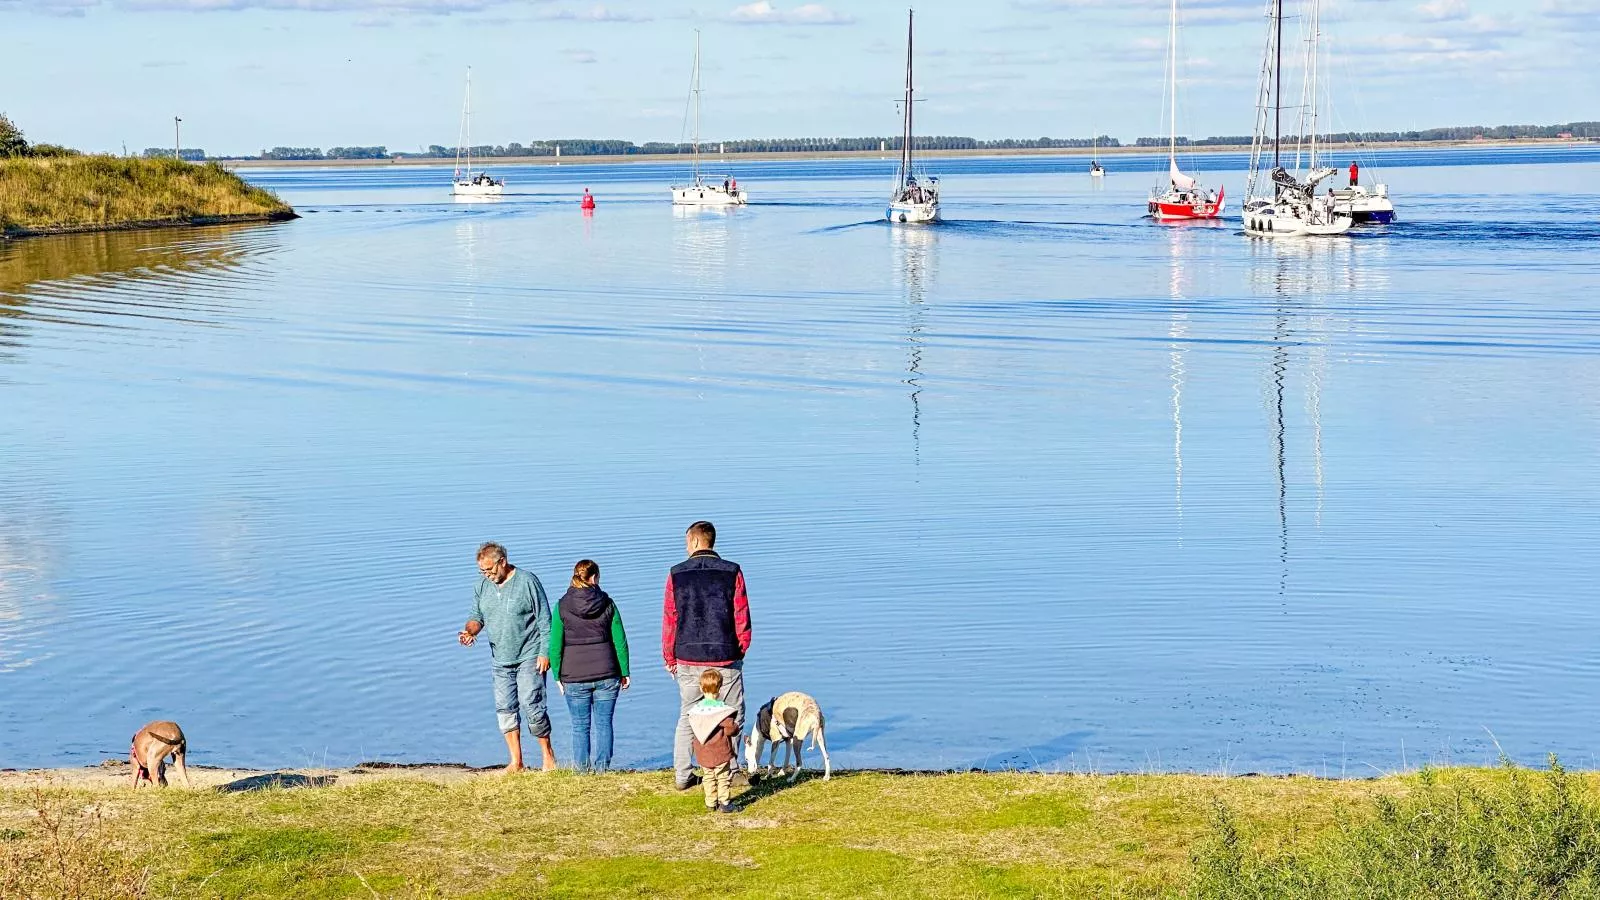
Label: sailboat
xmin=671 ymin=31 xmax=746 ymax=207
xmin=886 ymin=9 xmax=939 ymax=224
xmin=1090 ymin=130 xmax=1105 ymax=178
xmin=452 ymin=68 xmax=503 ymax=198
xmin=1242 ymin=0 xmax=1350 ymax=237
xmin=1147 ymin=0 xmax=1223 ymax=220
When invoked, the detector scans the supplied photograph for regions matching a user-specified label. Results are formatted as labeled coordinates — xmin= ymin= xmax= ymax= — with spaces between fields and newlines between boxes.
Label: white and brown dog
xmin=130 ymin=720 xmax=191 ymax=789
xmin=746 ymin=692 xmax=831 ymax=782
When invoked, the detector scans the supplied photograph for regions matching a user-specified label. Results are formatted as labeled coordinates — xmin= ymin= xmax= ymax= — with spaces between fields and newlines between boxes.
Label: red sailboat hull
xmin=1148 ymin=186 xmax=1225 ymax=221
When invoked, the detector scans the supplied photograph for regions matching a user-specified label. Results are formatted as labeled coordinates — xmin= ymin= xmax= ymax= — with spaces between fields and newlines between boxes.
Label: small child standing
xmin=687 ymin=669 xmax=740 ymax=813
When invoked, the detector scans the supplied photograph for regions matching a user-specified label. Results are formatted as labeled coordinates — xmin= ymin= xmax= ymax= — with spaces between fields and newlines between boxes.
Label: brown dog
xmin=130 ymin=720 xmax=190 ymax=789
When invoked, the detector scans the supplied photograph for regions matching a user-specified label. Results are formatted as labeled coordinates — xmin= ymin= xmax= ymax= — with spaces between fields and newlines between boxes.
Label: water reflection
xmin=0 ymin=224 xmax=282 ymax=361
xmin=0 ymin=490 xmax=66 ymax=674
xmin=1163 ymin=228 xmax=1193 ymax=530
xmin=1247 ymin=235 xmax=1391 ymax=297
xmin=892 ymin=226 xmax=937 ymax=467
xmin=671 ymin=205 xmax=732 ymax=284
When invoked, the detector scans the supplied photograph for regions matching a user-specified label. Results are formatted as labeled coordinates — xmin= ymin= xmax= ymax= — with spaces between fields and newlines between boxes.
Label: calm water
xmin=3 ymin=148 xmax=1598 ymax=774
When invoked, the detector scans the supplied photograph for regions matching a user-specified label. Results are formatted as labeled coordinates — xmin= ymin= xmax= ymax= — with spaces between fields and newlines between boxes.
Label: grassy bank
xmin=0 ymin=156 xmax=294 ymax=238
xmin=4 ymin=760 xmax=1599 ymax=898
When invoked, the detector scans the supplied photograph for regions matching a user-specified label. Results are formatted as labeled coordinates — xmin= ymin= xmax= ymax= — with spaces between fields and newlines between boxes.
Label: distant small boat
xmin=1090 ymin=132 xmax=1105 ymax=177
xmin=452 ymin=68 xmax=503 ymax=198
xmin=671 ymin=31 xmax=746 ymax=207
xmin=1147 ymin=0 xmax=1223 ymax=221
xmin=887 ymin=9 xmax=939 ymax=225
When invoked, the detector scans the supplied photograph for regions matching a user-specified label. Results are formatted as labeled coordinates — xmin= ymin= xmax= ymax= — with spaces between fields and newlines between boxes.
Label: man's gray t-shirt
xmin=469 ymin=568 xmax=551 ymax=666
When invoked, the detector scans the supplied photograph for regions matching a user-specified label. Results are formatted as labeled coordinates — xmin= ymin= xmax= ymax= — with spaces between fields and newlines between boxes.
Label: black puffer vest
xmin=670 ymin=551 xmax=743 ymax=664
xmin=558 ymin=586 xmax=620 ymax=683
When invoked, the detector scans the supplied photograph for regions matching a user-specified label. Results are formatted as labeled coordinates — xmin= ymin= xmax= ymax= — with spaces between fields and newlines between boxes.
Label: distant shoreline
xmin=220 ymin=137 xmax=1595 ymax=170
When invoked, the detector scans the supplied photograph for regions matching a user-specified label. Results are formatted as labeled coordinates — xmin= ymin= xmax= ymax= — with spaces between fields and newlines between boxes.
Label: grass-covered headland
xmin=4 ymin=758 xmax=1599 ymax=899
xmin=0 ymin=156 xmax=295 ymax=238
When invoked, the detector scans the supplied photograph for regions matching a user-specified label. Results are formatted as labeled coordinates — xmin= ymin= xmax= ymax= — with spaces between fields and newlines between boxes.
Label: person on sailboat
xmin=729 ymin=177 xmax=737 ymax=194
xmin=1349 ymin=161 xmax=1359 ymax=187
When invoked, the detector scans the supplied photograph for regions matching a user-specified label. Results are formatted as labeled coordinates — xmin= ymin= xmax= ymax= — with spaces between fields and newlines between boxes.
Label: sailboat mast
xmin=901 ymin=9 xmax=914 ymax=186
xmin=1273 ymin=0 xmax=1282 ymax=168
xmin=456 ymin=67 xmax=472 ymax=179
xmin=691 ymin=30 xmax=702 ymax=184
xmin=1168 ymin=0 xmax=1178 ymax=171
xmin=1307 ymin=0 xmax=1320 ymax=170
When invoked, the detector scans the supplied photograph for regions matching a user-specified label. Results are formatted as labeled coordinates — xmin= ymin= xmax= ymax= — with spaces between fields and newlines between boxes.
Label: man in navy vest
xmin=663 ymin=520 xmax=752 ymax=790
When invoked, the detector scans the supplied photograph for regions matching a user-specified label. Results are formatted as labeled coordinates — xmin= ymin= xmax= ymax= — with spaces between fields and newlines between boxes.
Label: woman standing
xmin=550 ymin=559 xmax=630 ymax=772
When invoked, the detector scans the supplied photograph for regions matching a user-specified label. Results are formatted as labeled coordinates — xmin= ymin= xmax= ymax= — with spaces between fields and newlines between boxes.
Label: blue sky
xmin=3 ymin=0 xmax=1595 ymax=154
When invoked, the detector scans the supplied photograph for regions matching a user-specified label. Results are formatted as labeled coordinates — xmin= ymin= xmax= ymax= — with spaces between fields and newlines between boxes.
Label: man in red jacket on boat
xmin=1349 ymin=161 xmax=1359 ymax=187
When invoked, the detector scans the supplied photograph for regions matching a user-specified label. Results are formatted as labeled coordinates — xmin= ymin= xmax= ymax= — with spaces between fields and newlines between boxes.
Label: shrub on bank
xmin=1 ymin=156 xmax=292 ymax=234
xmin=1191 ymin=756 xmax=1600 ymax=898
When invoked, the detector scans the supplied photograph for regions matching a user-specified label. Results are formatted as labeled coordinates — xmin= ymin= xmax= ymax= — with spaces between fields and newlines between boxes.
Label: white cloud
xmin=6 ymin=0 xmax=521 ymax=12
xmin=1418 ymin=0 xmax=1468 ymax=20
xmin=727 ymin=1 xmax=854 ymax=25
xmin=562 ymin=48 xmax=598 ymax=62
xmin=1542 ymin=0 xmax=1600 ymax=28
xmin=537 ymin=3 xmax=651 ymax=22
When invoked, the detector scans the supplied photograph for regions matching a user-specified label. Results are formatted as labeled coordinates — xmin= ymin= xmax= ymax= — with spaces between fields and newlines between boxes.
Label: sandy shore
xmin=219 ymin=138 xmax=1592 ymax=169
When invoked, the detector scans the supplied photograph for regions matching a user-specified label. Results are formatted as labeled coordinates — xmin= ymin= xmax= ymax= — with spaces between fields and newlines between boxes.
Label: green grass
xmin=4 ymin=763 xmax=1600 ymax=899
xmin=1191 ymin=756 xmax=1600 ymax=899
xmin=0 ymin=156 xmax=293 ymax=234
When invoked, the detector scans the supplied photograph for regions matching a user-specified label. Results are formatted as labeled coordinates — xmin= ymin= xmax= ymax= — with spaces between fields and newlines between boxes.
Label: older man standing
xmin=458 ymin=541 xmax=557 ymax=773
xmin=663 ymin=520 xmax=752 ymax=790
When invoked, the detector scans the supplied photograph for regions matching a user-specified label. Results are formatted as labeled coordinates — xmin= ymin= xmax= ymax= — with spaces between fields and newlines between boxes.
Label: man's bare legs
xmin=503 ymin=729 xmax=525 ymax=773
xmin=502 ymin=731 xmax=558 ymax=773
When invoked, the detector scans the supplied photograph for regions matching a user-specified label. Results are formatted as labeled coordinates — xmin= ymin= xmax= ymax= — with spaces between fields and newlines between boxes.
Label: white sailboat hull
xmin=671 ymin=185 xmax=747 ymax=206
xmin=452 ymin=181 xmax=503 ymax=197
xmin=887 ymin=200 xmax=939 ymax=224
xmin=1243 ymin=202 xmax=1352 ymax=237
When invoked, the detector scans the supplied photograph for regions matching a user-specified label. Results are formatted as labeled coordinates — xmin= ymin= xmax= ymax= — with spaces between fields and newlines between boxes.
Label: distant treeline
xmin=188 ymin=121 xmax=1598 ymax=161
xmin=1133 ymin=121 xmax=1600 ymax=147
xmin=208 ymin=136 xmax=1121 ymax=161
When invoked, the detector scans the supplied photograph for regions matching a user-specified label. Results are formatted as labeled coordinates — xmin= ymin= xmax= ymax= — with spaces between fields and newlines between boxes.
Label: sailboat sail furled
xmin=887 ymin=9 xmax=939 ymax=224
xmin=1147 ymin=0 xmax=1223 ymax=220
xmin=1242 ymin=0 xmax=1350 ymax=236
xmin=671 ymin=31 xmax=747 ymax=207
xmin=452 ymin=68 xmax=503 ymax=198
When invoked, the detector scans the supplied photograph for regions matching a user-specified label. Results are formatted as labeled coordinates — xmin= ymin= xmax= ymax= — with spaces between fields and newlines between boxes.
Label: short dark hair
xmin=686 ymin=520 xmax=716 ymax=547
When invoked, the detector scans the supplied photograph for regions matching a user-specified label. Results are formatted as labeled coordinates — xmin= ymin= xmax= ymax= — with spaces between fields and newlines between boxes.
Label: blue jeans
xmin=564 ymin=678 xmax=621 ymax=772
xmin=491 ymin=658 xmax=551 ymax=739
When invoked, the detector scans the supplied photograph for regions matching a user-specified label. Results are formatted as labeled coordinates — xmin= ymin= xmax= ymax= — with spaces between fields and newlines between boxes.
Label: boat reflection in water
xmin=891 ymin=224 xmax=937 ymax=467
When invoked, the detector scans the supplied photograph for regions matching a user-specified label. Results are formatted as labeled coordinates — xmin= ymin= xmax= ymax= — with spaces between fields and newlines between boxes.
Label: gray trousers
xmin=674 ymin=661 xmax=744 ymax=785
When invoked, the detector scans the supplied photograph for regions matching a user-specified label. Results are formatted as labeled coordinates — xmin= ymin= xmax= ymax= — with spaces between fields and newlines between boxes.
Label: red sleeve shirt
xmin=662 ymin=575 xmax=678 ymax=669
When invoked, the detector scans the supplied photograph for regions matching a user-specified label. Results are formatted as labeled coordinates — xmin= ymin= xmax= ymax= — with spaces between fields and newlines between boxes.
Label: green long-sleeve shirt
xmin=549 ymin=604 xmax=630 ymax=681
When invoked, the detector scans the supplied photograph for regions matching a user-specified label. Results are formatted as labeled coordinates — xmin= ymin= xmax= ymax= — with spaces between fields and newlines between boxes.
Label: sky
xmin=2 ymin=0 xmax=1596 ymax=155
